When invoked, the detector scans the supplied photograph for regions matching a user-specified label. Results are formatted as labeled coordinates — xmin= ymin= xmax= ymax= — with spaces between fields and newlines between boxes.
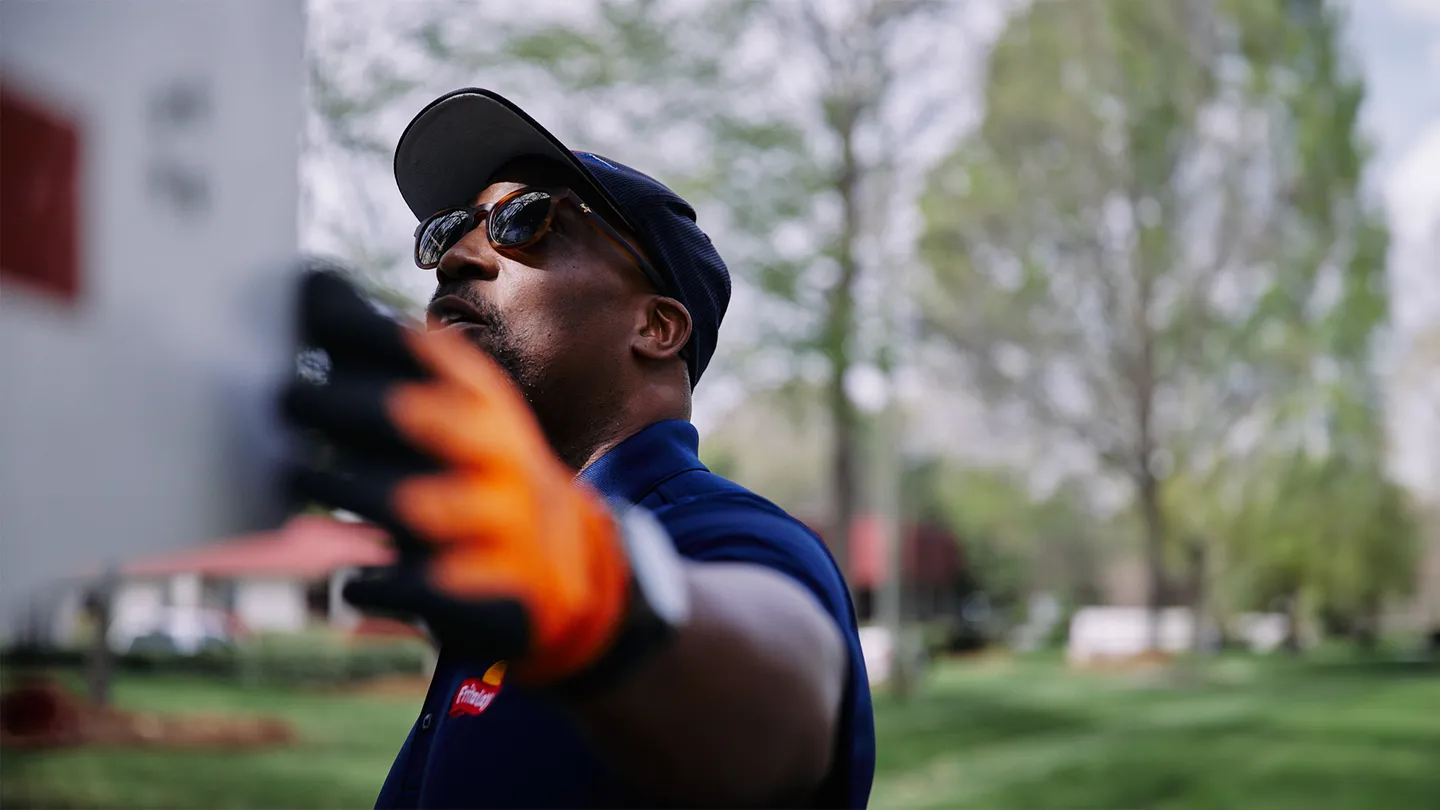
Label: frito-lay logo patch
xmin=450 ymin=661 xmax=506 ymax=717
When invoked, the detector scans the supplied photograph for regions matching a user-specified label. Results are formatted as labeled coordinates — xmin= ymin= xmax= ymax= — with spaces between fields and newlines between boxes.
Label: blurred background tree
xmin=916 ymin=0 xmax=1405 ymax=648
xmin=906 ymin=460 xmax=1109 ymax=631
xmin=1220 ymin=387 xmax=1420 ymax=649
xmin=303 ymin=6 xmax=423 ymax=312
xmin=300 ymin=0 xmax=1431 ymax=658
xmin=305 ymin=0 xmax=990 ymax=592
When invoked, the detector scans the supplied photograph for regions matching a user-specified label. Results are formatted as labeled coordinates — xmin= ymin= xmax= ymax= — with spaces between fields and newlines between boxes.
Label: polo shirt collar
xmin=576 ymin=419 xmax=708 ymax=505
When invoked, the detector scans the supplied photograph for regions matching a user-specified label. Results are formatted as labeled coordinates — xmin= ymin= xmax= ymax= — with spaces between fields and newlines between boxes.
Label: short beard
xmin=477 ymin=328 xmax=599 ymax=470
xmin=427 ymin=284 xmax=590 ymax=466
xmin=429 ymin=285 xmax=528 ymax=385
xmin=465 ymin=319 xmax=533 ymax=393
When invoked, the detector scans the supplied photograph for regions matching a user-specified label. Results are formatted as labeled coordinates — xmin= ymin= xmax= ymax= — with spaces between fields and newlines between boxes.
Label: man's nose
xmin=436 ymin=224 xmax=501 ymax=282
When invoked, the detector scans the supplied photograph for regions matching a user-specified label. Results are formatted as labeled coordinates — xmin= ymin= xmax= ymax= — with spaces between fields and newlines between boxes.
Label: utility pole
xmin=873 ymin=380 xmax=913 ymax=698
xmin=873 ymin=159 xmax=915 ymax=699
xmin=86 ymin=566 xmax=118 ymax=708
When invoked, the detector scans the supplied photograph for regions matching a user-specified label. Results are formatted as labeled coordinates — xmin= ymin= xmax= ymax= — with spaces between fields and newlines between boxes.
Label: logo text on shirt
xmin=449 ymin=661 xmax=506 ymax=718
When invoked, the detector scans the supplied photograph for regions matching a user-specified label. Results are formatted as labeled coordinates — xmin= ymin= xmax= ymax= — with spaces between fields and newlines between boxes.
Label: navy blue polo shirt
xmin=373 ymin=419 xmax=876 ymax=809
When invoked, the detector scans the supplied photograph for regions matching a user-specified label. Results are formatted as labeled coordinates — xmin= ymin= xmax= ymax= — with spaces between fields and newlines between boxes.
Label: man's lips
xmin=426 ymin=295 xmax=492 ymax=332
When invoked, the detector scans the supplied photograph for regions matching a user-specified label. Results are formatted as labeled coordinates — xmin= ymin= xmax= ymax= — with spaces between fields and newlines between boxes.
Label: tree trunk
xmin=1282 ymin=592 xmax=1303 ymax=653
xmin=1130 ymin=188 xmax=1164 ymax=652
xmin=824 ymin=100 xmax=863 ymax=598
xmin=1138 ymin=466 xmax=1166 ymax=651
xmin=874 ymin=390 xmax=912 ymax=698
xmin=828 ymin=363 xmax=858 ymax=595
xmin=86 ymin=569 xmax=117 ymax=709
xmin=1351 ymin=595 xmax=1381 ymax=651
xmin=1187 ymin=537 xmax=1208 ymax=654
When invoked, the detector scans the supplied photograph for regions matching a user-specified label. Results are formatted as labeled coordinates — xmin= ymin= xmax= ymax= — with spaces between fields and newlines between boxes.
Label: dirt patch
xmin=941 ymin=649 xmax=1014 ymax=665
xmin=339 ymin=675 xmax=431 ymax=698
xmin=0 ymin=679 xmax=295 ymax=751
xmin=350 ymin=617 xmax=428 ymax=641
xmin=1070 ymin=649 xmax=1176 ymax=671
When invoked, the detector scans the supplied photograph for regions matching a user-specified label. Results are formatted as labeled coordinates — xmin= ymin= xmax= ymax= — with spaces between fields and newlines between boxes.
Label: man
xmin=283 ymin=88 xmax=875 ymax=809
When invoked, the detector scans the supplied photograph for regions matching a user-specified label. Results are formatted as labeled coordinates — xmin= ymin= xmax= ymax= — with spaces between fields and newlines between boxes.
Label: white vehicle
xmin=111 ymin=606 xmax=238 ymax=656
xmin=858 ymin=626 xmax=895 ymax=686
xmin=1066 ymin=607 xmax=1201 ymax=664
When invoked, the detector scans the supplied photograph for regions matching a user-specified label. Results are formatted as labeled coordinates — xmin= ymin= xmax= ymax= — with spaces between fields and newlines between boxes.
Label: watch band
xmin=545 ymin=503 xmax=690 ymax=699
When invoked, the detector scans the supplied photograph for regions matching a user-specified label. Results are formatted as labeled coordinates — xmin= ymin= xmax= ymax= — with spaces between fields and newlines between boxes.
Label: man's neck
xmin=558 ymin=411 xmax=689 ymax=475
xmin=546 ymin=376 xmax=692 ymax=475
xmin=556 ymin=419 xmax=633 ymax=475
xmin=558 ymin=417 xmax=660 ymax=476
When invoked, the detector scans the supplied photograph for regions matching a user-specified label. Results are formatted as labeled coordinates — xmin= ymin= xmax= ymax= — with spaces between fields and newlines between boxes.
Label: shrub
xmin=235 ymin=631 xmax=431 ymax=686
xmin=2 ymin=631 xmax=432 ymax=688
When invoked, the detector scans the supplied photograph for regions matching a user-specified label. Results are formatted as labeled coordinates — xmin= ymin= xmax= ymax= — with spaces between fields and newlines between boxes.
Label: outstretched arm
xmin=283 ymin=271 xmax=850 ymax=808
xmin=571 ymin=561 xmax=846 ymax=807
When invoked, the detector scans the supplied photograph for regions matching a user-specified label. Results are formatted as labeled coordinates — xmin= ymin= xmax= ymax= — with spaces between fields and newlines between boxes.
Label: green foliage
xmin=237 ymin=632 xmax=432 ymax=687
xmin=906 ymin=460 xmax=1109 ymax=626
xmin=1224 ymin=446 xmax=1420 ymax=623
xmin=919 ymin=0 xmax=1381 ymax=455
xmin=4 ymin=633 xmax=433 ymax=688
xmin=234 ymin=633 xmax=332 ymax=685
xmin=917 ymin=0 xmax=1399 ymax=628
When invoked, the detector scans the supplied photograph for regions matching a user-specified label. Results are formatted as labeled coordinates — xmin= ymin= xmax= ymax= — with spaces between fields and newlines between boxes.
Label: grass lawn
xmin=1 ymin=674 xmax=418 ymax=809
xmin=4 ymin=654 xmax=1438 ymax=809
xmin=871 ymin=653 xmax=1440 ymax=810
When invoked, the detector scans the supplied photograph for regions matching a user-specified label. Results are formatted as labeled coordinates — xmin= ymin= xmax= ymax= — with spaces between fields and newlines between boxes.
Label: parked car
xmin=109 ymin=606 xmax=240 ymax=655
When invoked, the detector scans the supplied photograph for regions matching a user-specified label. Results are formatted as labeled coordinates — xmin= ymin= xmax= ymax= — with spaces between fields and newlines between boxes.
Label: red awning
xmin=120 ymin=514 xmax=394 ymax=580
xmin=810 ymin=515 xmax=962 ymax=590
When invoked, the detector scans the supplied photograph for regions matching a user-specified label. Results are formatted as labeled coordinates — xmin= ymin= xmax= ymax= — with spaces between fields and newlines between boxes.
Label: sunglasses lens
xmin=489 ymin=191 xmax=554 ymax=247
xmin=416 ymin=209 xmax=474 ymax=268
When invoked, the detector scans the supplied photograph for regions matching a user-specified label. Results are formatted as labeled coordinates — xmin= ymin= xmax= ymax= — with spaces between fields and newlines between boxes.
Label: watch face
xmin=622 ymin=508 xmax=690 ymax=627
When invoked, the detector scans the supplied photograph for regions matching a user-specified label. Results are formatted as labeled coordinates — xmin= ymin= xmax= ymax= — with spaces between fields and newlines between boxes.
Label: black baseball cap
xmin=393 ymin=88 xmax=731 ymax=388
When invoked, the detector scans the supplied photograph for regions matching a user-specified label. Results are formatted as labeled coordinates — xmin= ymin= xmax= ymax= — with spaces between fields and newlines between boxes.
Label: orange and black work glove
xmin=281 ymin=269 xmax=690 ymax=693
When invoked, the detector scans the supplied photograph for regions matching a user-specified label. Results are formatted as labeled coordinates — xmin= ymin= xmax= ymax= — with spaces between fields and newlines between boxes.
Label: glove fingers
xmin=344 ymin=565 xmax=532 ymax=659
xmin=341 ymin=566 xmax=429 ymax=621
xmin=388 ymin=383 xmax=536 ymax=475
xmin=298 ymin=270 xmax=428 ymax=378
xmin=391 ymin=475 xmax=531 ymax=548
xmin=286 ymin=460 xmax=431 ymax=551
xmin=427 ymin=599 xmax=530 ymax=659
xmin=282 ymin=375 xmax=442 ymax=466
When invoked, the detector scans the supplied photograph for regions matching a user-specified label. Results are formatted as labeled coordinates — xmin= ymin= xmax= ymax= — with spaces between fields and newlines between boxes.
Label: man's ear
xmin=633 ymin=297 xmax=692 ymax=360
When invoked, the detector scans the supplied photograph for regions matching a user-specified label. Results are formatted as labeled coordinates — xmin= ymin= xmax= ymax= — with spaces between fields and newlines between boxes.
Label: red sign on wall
xmin=1 ymin=83 xmax=82 ymax=304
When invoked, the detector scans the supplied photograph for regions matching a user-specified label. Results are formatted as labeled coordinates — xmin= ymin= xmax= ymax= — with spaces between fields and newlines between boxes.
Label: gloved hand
xmin=282 ymin=269 xmax=686 ymax=690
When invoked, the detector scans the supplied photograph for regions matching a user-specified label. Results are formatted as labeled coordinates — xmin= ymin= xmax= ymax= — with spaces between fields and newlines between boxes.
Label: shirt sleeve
xmin=648 ymin=492 xmax=876 ymax=810
xmin=651 ymin=493 xmax=859 ymax=631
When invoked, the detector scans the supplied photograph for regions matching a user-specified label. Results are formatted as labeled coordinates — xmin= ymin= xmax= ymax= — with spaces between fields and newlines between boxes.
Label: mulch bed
xmin=0 ymin=679 xmax=295 ymax=750
xmin=1070 ymin=649 xmax=1177 ymax=671
xmin=337 ymin=674 xmax=431 ymax=698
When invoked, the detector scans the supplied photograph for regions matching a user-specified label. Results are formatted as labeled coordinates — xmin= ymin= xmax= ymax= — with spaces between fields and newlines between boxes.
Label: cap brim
xmin=393 ymin=88 xmax=629 ymax=230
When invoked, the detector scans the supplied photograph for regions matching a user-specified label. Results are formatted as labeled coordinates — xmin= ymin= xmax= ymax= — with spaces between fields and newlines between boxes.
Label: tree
xmin=1223 ymin=437 xmax=1419 ymax=649
xmin=312 ymin=0 xmax=982 ymax=591
xmin=917 ymin=0 xmax=1390 ymax=647
xmin=757 ymin=0 xmax=977 ymax=592
xmin=302 ymin=5 xmax=424 ymax=313
xmin=1163 ymin=316 xmax=1421 ymax=649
